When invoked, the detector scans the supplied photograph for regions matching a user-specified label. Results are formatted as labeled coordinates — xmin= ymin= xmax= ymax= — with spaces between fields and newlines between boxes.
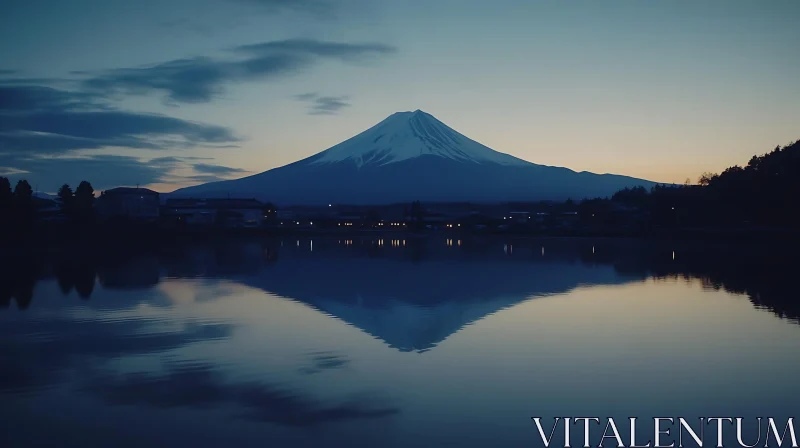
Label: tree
xmin=74 ymin=181 xmax=95 ymax=216
xmin=0 ymin=177 xmax=11 ymax=209
xmin=698 ymin=172 xmax=716 ymax=186
xmin=57 ymin=184 xmax=74 ymax=214
xmin=10 ymin=179 xmax=35 ymax=234
xmin=13 ymin=179 xmax=33 ymax=202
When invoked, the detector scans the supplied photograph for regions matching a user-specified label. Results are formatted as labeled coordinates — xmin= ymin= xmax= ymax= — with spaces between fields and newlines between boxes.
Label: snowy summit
xmin=310 ymin=110 xmax=530 ymax=168
xmin=172 ymin=110 xmax=656 ymax=205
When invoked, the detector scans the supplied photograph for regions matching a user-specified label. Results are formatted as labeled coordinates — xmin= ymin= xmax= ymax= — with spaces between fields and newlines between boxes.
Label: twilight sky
xmin=1 ymin=0 xmax=798 ymax=193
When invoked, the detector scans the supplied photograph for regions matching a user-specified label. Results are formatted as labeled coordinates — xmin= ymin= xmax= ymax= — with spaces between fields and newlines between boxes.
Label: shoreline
xmin=2 ymin=223 xmax=798 ymax=255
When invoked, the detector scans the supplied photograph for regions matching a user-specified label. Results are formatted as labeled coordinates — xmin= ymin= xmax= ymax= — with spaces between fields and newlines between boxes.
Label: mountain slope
xmin=309 ymin=110 xmax=530 ymax=167
xmin=172 ymin=110 xmax=657 ymax=205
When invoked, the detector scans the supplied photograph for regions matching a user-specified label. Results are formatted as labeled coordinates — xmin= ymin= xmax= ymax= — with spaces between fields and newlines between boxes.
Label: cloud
xmin=178 ymin=174 xmax=231 ymax=184
xmin=0 ymin=69 xmax=17 ymax=75
xmin=228 ymin=0 xmax=334 ymax=15
xmin=0 ymin=84 xmax=240 ymax=191
xmin=1 ymin=155 xmax=253 ymax=192
xmin=233 ymin=39 xmax=396 ymax=60
xmin=79 ymin=38 xmax=396 ymax=104
xmin=192 ymin=163 xmax=248 ymax=175
xmin=293 ymin=92 xmax=319 ymax=101
xmin=293 ymin=92 xmax=350 ymax=115
xmin=0 ymin=85 xmax=238 ymax=157
xmin=0 ymin=84 xmax=104 ymax=112
xmin=149 ymin=155 xmax=212 ymax=166
xmin=1 ymin=155 xmax=179 ymax=192
xmin=310 ymin=96 xmax=350 ymax=115
xmin=0 ymin=111 xmax=237 ymax=155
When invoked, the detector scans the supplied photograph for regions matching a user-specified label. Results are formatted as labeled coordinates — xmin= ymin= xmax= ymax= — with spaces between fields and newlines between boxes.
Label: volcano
xmin=172 ymin=110 xmax=656 ymax=204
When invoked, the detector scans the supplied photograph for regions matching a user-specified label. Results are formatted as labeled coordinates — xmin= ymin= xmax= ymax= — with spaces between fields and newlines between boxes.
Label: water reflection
xmin=1 ymin=237 xmax=799 ymax=447
xmin=3 ymin=238 xmax=798 ymax=325
xmin=86 ymin=362 xmax=397 ymax=427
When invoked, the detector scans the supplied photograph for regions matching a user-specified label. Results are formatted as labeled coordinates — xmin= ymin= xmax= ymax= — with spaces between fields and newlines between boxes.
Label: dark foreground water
xmin=1 ymin=237 xmax=799 ymax=447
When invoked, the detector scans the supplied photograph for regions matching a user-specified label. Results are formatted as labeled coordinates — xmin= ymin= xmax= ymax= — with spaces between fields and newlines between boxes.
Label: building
xmin=337 ymin=213 xmax=364 ymax=228
xmin=97 ymin=187 xmax=160 ymax=220
xmin=163 ymin=198 xmax=266 ymax=227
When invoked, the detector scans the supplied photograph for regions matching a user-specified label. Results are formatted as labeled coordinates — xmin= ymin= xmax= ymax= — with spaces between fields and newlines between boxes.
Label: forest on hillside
xmin=582 ymin=139 xmax=800 ymax=229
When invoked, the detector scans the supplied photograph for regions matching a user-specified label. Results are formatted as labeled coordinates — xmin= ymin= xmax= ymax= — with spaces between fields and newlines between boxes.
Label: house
xmin=163 ymin=198 xmax=266 ymax=227
xmin=97 ymin=187 xmax=160 ymax=220
xmin=337 ymin=213 xmax=364 ymax=228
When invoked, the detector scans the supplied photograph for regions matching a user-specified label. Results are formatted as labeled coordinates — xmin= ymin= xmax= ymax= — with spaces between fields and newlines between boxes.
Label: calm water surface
xmin=1 ymin=237 xmax=798 ymax=447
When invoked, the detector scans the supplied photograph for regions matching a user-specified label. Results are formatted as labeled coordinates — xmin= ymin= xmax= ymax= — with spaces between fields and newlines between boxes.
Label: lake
xmin=1 ymin=237 xmax=799 ymax=447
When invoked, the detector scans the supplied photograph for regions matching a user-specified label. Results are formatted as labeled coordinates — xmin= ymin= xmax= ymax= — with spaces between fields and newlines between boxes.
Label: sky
xmin=1 ymin=0 xmax=798 ymax=193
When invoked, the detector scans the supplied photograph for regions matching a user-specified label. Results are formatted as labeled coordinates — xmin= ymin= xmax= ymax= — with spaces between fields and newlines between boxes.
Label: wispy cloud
xmin=232 ymin=39 xmax=396 ymax=60
xmin=149 ymin=156 xmax=212 ymax=166
xmin=293 ymin=92 xmax=319 ymax=101
xmin=0 ymin=85 xmax=238 ymax=156
xmin=293 ymin=92 xmax=351 ymax=115
xmin=0 ymin=83 xmax=241 ymax=191
xmin=1 ymin=155 xmax=250 ymax=192
xmin=227 ymin=0 xmax=334 ymax=16
xmin=79 ymin=38 xmax=396 ymax=104
xmin=193 ymin=163 xmax=249 ymax=175
xmin=2 ymin=155 xmax=179 ymax=192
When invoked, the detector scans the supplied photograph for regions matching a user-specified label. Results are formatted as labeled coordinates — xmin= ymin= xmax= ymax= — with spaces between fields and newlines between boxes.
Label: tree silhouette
xmin=14 ymin=179 xmax=33 ymax=202
xmin=73 ymin=263 xmax=96 ymax=299
xmin=57 ymin=184 xmax=74 ymax=215
xmin=0 ymin=177 xmax=11 ymax=234
xmin=74 ymin=181 xmax=95 ymax=218
xmin=0 ymin=177 xmax=11 ymax=208
xmin=698 ymin=172 xmax=716 ymax=186
xmin=598 ymin=139 xmax=800 ymax=230
xmin=11 ymin=179 xmax=35 ymax=233
xmin=56 ymin=263 xmax=74 ymax=296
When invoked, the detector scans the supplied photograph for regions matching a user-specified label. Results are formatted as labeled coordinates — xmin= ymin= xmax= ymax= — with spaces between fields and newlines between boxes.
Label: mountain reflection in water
xmin=1 ymin=237 xmax=798 ymax=447
xmin=2 ymin=238 xmax=797 ymax=328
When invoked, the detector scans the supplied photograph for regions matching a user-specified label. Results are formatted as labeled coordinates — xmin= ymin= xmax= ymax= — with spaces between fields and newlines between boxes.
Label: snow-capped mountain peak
xmin=309 ymin=110 xmax=532 ymax=168
xmin=170 ymin=109 xmax=657 ymax=205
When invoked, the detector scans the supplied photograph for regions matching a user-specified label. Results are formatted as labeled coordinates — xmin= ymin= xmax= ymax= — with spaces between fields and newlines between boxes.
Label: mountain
xmin=172 ymin=110 xmax=657 ymax=205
